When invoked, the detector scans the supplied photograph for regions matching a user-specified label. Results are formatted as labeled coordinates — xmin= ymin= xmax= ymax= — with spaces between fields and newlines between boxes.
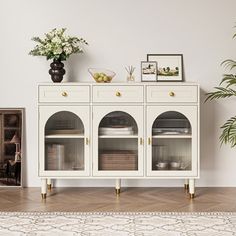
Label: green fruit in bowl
xmin=103 ymin=76 xmax=108 ymax=82
xmin=94 ymin=73 xmax=100 ymax=79
xmin=97 ymin=77 xmax=103 ymax=82
xmin=88 ymin=68 xmax=116 ymax=83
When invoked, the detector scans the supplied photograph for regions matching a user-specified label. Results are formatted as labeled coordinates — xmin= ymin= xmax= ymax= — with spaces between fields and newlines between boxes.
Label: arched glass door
xmin=45 ymin=111 xmax=84 ymax=171
xmin=98 ymin=111 xmax=138 ymax=171
xmin=147 ymin=106 xmax=198 ymax=177
xmin=152 ymin=111 xmax=192 ymax=171
xmin=93 ymin=105 xmax=144 ymax=177
xmin=39 ymin=106 xmax=90 ymax=177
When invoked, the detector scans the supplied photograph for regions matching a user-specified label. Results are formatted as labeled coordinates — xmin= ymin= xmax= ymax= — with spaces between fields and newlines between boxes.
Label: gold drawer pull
xmin=62 ymin=91 xmax=68 ymax=97
xmin=169 ymin=91 xmax=175 ymax=97
xmin=140 ymin=138 xmax=143 ymax=145
xmin=116 ymin=91 xmax=121 ymax=97
xmin=148 ymin=137 xmax=152 ymax=145
xmin=86 ymin=137 xmax=89 ymax=145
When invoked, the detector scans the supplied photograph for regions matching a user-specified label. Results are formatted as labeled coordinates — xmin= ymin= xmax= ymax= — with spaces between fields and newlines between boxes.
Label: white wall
xmin=0 ymin=0 xmax=236 ymax=187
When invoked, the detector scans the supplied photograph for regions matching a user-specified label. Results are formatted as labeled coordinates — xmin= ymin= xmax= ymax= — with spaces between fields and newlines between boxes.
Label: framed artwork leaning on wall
xmin=0 ymin=108 xmax=24 ymax=187
xmin=147 ymin=54 xmax=183 ymax=82
xmin=141 ymin=61 xmax=157 ymax=82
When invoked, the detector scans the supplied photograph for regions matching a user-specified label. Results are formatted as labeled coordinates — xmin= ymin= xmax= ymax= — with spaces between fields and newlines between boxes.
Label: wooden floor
xmin=0 ymin=187 xmax=235 ymax=212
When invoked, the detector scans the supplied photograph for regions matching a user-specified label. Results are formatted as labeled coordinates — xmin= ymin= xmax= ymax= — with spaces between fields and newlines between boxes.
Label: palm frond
xmin=220 ymin=74 xmax=236 ymax=87
xmin=205 ymin=87 xmax=236 ymax=101
xmin=221 ymin=59 xmax=236 ymax=71
xmin=220 ymin=116 xmax=236 ymax=147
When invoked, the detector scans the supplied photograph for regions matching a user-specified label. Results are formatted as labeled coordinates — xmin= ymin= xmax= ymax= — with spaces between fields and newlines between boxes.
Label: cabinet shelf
xmin=4 ymin=141 xmax=15 ymax=144
xmin=45 ymin=134 xmax=84 ymax=139
xmin=4 ymin=127 xmax=20 ymax=129
xmin=152 ymin=134 xmax=192 ymax=139
xmin=99 ymin=135 xmax=138 ymax=139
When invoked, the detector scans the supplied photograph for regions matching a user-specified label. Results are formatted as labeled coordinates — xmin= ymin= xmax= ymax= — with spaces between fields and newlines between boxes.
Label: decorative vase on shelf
xmin=49 ymin=59 xmax=66 ymax=83
xmin=29 ymin=28 xmax=88 ymax=83
xmin=125 ymin=65 xmax=135 ymax=83
xmin=127 ymin=75 xmax=135 ymax=83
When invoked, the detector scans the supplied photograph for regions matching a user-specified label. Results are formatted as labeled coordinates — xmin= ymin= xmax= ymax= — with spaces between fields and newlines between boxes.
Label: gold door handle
xmin=116 ymin=91 xmax=121 ymax=97
xmin=62 ymin=91 xmax=68 ymax=97
xmin=148 ymin=137 xmax=152 ymax=145
xmin=140 ymin=138 xmax=143 ymax=145
xmin=169 ymin=91 xmax=175 ymax=97
xmin=86 ymin=138 xmax=89 ymax=145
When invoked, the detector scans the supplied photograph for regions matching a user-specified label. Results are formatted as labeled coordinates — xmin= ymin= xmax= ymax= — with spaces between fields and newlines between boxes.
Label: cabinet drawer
xmin=93 ymin=85 xmax=144 ymax=103
xmin=39 ymin=85 xmax=90 ymax=103
xmin=146 ymin=85 xmax=198 ymax=103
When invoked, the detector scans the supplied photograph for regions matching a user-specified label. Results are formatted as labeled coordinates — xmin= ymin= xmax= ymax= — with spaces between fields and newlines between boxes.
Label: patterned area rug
xmin=0 ymin=212 xmax=236 ymax=235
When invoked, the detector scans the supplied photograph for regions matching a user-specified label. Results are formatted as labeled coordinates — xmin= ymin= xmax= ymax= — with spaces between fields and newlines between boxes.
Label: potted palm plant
xmin=206 ymin=58 xmax=236 ymax=147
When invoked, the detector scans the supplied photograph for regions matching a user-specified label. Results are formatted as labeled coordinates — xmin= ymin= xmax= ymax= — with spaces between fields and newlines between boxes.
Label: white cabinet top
xmin=38 ymin=82 xmax=199 ymax=86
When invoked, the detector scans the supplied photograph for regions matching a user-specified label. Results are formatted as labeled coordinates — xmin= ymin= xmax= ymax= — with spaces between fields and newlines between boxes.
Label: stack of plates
xmin=99 ymin=126 xmax=134 ymax=135
xmin=46 ymin=144 xmax=65 ymax=170
xmin=153 ymin=127 xmax=190 ymax=135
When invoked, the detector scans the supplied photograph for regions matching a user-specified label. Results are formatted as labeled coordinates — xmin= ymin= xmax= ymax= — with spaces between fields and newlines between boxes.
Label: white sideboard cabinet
xmin=38 ymin=82 xmax=200 ymax=199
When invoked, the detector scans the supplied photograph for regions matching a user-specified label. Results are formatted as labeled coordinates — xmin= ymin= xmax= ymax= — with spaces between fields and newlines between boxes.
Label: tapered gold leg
xmin=190 ymin=193 xmax=195 ymax=199
xmin=41 ymin=193 xmax=47 ymax=199
xmin=47 ymin=184 xmax=52 ymax=191
xmin=115 ymin=179 xmax=121 ymax=195
xmin=115 ymin=189 xmax=121 ymax=195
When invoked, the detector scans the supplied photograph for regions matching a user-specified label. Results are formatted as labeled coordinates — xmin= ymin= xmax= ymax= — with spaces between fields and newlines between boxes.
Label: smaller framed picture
xmin=141 ymin=61 xmax=157 ymax=82
xmin=147 ymin=54 xmax=183 ymax=82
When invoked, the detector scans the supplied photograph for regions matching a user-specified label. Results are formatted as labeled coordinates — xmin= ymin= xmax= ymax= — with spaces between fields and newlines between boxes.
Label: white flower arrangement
xmin=29 ymin=28 xmax=88 ymax=61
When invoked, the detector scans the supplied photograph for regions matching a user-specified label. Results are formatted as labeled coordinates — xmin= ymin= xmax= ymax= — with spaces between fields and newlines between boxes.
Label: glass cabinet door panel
xmin=152 ymin=111 xmax=192 ymax=171
xmin=45 ymin=139 xmax=84 ymax=171
xmin=98 ymin=111 xmax=138 ymax=171
xmin=152 ymin=138 xmax=192 ymax=171
xmin=99 ymin=138 xmax=138 ymax=171
xmin=39 ymin=106 xmax=90 ymax=177
xmin=93 ymin=106 xmax=144 ymax=177
xmin=44 ymin=111 xmax=85 ymax=171
xmin=99 ymin=111 xmax=138 ymax=136
xmin=45 ymin=111 xmax=84 ymax=171
xmin=147 ymin=106 xmax=198 ymax=177
xmin=45 ymin=111 xmax=84 ymax=135
xmin=152 ymin=111 xmax=191 ymax=136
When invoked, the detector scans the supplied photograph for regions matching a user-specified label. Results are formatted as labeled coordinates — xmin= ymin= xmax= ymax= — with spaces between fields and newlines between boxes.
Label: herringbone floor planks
xmin=0 ymin=187 xmax=235 ymax=212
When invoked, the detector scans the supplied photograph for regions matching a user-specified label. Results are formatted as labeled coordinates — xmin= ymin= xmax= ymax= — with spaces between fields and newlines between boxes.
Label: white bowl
xmin=156 ymin=162 xmax=169 ymax=170
xmin=170 ymin=162 xmax=181 ymax=170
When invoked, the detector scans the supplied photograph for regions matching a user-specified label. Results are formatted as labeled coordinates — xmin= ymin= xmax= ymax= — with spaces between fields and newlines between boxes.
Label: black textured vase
xmin=49 ymin=59 xmax=66 ymax=83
